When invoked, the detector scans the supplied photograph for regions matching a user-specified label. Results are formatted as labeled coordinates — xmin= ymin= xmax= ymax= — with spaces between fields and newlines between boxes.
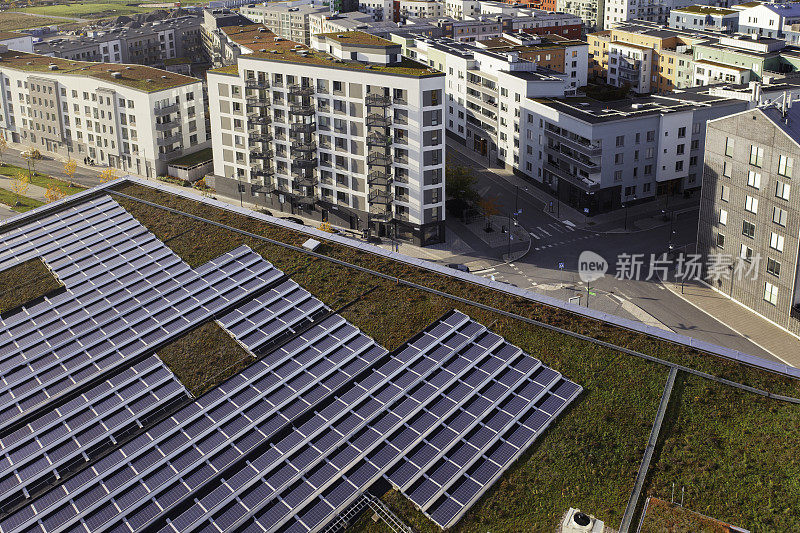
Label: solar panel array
xmin=0 ymin=196 xmax=581 ymax=533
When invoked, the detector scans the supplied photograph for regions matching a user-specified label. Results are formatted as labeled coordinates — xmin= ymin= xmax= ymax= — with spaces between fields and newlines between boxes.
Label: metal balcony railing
xmin=366 ymin=113 xmax=392 ymax=128
xmin=368 ymin=189 xmax=393 ymax=205
xmin=366 ymin=132 xmax=392 ymax=147
xmin=250 ymin=166 xmax=274 ymax=179
xmin=248 ymin=132 xmax=273 ymax=144
xmin=292 ymin=156 xmax=317 ymax=169
xmin=247 ymin=113 xmax=272 ymax=125
xmin=288 ymin=84 xmax=314 ymax=96
xmin=368 ymin=169 xmax=392 ymax=186
xmin=291 ymin=141 xmax=317 ymax=153
xmin=369 ymin=203 xmax=393 ymax=220
xmin=154 ymin=103 xmax=179 ymax=116
xmin=245 ymin=78 xmax=270 ymax=89
xmin=289 ymin=103 xmax=315 ymax=115
xmin=246 ymin=95 xmax=271 ymax=107
xmin=250 ymin=149 xmax=274 ymax=160
xmin=289 ymin=121 xmax=316 ymax=135
xmin=365 ymin=93 xmax=392 ymax=107
xmin=157 ymin=133 xmax=182 ymax=146
xmin=367 ymin=152 xmax=392 ymax=167
xmin=155 ymin=121 xmax=178 ymax=132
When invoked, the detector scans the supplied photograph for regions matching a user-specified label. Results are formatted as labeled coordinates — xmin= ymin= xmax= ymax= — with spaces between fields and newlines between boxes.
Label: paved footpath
xmin=0 ymin=176 xmax=49 ymax=202
xmin=663 ymin=278 xmax=800 ymax=367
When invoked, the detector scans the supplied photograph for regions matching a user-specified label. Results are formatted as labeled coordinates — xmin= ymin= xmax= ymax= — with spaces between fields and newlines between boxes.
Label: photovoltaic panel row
xmin=154 ymin=311 xmax=500 ymax=533
xmin=0 ymin=314 xmax=386 ymax=533
xmin=0 ymin=355 xmax=190 ymax=512
xmin=183 ymin=311 xmax=580 ymax=533
xmin=0 ymin=244 xmax=280 ymax=431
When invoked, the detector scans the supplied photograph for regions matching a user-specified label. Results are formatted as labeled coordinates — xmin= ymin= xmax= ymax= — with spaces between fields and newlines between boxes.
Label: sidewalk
xmin=0 ymin=175 xmax=49 ymax=202
xmin=662 ymin=277 xmax=800 ymax=367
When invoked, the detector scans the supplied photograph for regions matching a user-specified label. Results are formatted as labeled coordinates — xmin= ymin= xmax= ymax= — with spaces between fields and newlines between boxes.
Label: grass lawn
xmin=168 ymin=147 xmax=213 ymax=169
xmin=18 ymin=0 xmax=207 ymax=19
xmin=156 ymin=321 xmax=254 ymax=397
xmin=0 ymin=186 xmax=43 ymax=212
xmin=108 ymin=182 xmax=800 ymax=531
xmin=0 ymin=164 xmax=85 ymax=195
xmin=0 ymin=12 xmax=63 ymax=30
xmin=639 ymin=497 xmax=734 ymax=533
xmin=0 ymin=257 xmax=62 ymax=315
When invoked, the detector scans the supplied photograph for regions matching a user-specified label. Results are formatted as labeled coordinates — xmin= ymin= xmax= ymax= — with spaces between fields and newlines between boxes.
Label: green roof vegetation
xmin=156 ymin=320 xmax=255 ymax=396
xmin=0 ymin=51 xmax=199 ymax=92
xmin=164 ymin=57 xmax=191 ymax=66
xmin=220 ymin=25 xmax=440 ymax=78
xmin=640 ymin=497 xmax=744 ymax=532
xmin=167 ymin=148 xmax=213 ymax=169
xmin=208 ymin=64 xmax=239 ymax=76
xmin=674 ymin=5 xmax=737 ymax=15
xmin=109 ymin=181 xmax=800 ymax=532
xmin=0 ymin=12 xmax=63 ymax=31
xmin=0 ymin=256 xmax=62 ymax=316
xmin=315 ymin=31 xmax=398 ymax=47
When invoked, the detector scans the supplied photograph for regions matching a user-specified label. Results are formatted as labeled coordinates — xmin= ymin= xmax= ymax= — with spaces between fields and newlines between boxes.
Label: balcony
xmin=291 ymin=141 xmax=317 ymax=153
xmin=245 ymin=78 xmax=270 ymax=89
xmin=250 ymin=166 xmax=275 ymax=179
xmin=367 ymin=152 xmax=392 ymax=167
xmin=154 ymin=103 xmax=179 ymax=116
xmin=366 ymin=132 xmax=392 ymax=147
xmin=293 ymin=173 xmax=317 ymax=188
xmin=369 ymin=203 xmax=392 ymax=221
xmin=368 ymin=169 xmax=392 ymax=186
xmin=289 ymin=103 xmax=315 ymax=115
xmin=290 ymin=121 xmax=316 ymax=135
xmin=543 ymin=160 xmax=601 ymax=192
xmin=292 ymin=156 xmax=317 ymax=169
xmin=288 ymin=84 xmax=314 ymax=96
xmin=250 ymin=149 xmax=274 ymax=160
xmin=155 ymin=121 xmax=178 ymax=132
xmin=544 ymin=144 xmax=600 ymax=173
xmin=544 ymin=127 xmax=602 ymax=156
xmin=157 ymin=133 xmax=182 ymax=146
xmin=247 ymin=113 xmax=272 ymax=125
xmin=246 ymin=95 xmax=271 ymax=107
xmin=368 ymin=189 xmax=392 ymax=205
xmin=365 ymin=93 xmax=392 ymax=107
xmin=366 ymin=113 xmax=391 ymax=128
xmin=248 ymin=132 xmax=273 ymax=144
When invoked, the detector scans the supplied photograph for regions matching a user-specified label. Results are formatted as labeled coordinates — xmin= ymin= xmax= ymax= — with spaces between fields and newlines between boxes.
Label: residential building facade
xmin=669 ymin=5 xmax=739 ymax=32
xmin=0 ymin=50 xmax=209 ymax=177
xmin=239 ymin=3 xmax=330 ymax=45
xmin=207 ymin=29 xmax=446 ymax=245
xmin=697 ymin=102 xmax=800 ymax=336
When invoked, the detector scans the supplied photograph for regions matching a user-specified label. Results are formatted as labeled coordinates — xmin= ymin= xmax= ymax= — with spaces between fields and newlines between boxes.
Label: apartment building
xmin=309 ymin=11 xmax=445 ymax=38
xmin=358 ymin=0 xmax=395 ymax=21
xmin=523 ymin=88 xmax=748 ymax=213
xmin=0 ymin=50 xmax=209 ymax=177
xmin=239 ymin=3 xmax=330 ymax=45
xmin=669 ymin=5 xmax=739 ymax=32
xmin=737 ymin=2 xmax=800 ymax=38
xmin=697 ymin=101 xmax=800 ymax=336
xmin=394 ymin=33 xmax=580 ymax=170
xmin=202 ymin=8 xmax=254 ymax=67
xmin=34 ymin=14 xmax=203 ymax=68
xmin=602 ymin=0 xmax=734 ymax=29
xmin=207 ymin=28 xmax=446 ymax=245
xmin=400 ymin=0 xmax=445 ymax=18
xmin=556 ymin=0 xmax=605 ymax=31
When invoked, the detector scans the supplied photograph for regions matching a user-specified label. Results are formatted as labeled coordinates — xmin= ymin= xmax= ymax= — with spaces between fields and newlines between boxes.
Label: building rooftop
xmin=214 ymin=26 xmax=439 ymax=77
xmin=0 ymin=179 xmax=796 ymax=532
xmin=695 ymin=58 xmax=749 ymax=71
xmin=761 ymin=101 xmax=800 ymax=144
xmin=0 ymin=51 xmax=199 ymax=92
xmin=672 ymin=5 xmax=738 ymax=16
xmin=532 ymin=87 xmax=743 ymax=124
xmin=0 ymin=31 xmax=25 ymax=41
xmin=477 ymin=33 xmax=586 ymax=52
xmin=315 ymin=31 xmax=398 ymax=48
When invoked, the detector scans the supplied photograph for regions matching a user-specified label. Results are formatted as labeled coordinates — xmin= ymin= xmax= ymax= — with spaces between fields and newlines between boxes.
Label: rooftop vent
xmin=258 ymin=27 xmax=266 ymax=32
xmin=48 ymin=64 xmax=58 ymax=70
xmin=111 ymin=71 xmax=122 ymax=78
xmin=161 ymin=75 xmax=168 ymax=79
xmin=26 ymin=61 xmax=32 ymax=65
xmin=260 ymin=48 xmax=267 ymax=52
xmin=147 ymin=78 xmax=154 ymax=82
xmin=125 ymin=66 xmax=132 ymax=69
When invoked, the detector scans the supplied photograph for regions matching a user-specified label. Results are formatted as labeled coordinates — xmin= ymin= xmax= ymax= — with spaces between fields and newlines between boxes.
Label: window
xmin=719 ymin=209 xmax=727 ymax=225
xmin=616 ymin=135 xmax=624 ymax=147
xmin=764 ymin=282 xmax=778 ymax=305
xmin=742 ymin=220 xmax=755 ymax=238
xmin=776 ymin=180 xmax=791 ymax=200
xmin=773 ymin=206 xmax=788 ymax=227
xmin=749 ymin=145 xmax=764 ymax=167
xmin=675 ymin=161 xmax=684 ymax=172
xmin=723 ymin=161 xmax=732 ymax=178
xmin=745 ymin=195 xmax=758 ymax=214
xmin=647 ymin=130 xmax=655 ymax=142
xmin=725 ymin=137 xmax=734 ymax=156
xmin=678 ymin=126 xmax=686 ymax=138
xmin=614 ymin=170 xmax=623 ymax=181
xmin=778 ymin=154 xmax=794 ymax=177
xmin=770 ymin=232 xmax=785 ymax=252
xmin=746 ymin=170 xmax=761 ymax=189
xmin=615 ymin=153 xmax=624 ymax=164
xmin=767 ymin=258 xmax=781 ymax=277
xmin=720 ymin=184 xmax=729 ymax=202
xmin=677 ymin=144 xmax=685 ymax=155
xmin=740 ymin=244 xmax=753 ymax=262
xmin=716 ymin=233 xmax=725 ymax=248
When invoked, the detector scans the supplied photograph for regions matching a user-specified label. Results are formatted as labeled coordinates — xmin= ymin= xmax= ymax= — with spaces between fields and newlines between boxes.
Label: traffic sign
xmin=558 ymin=261 xmax=565 ymax=270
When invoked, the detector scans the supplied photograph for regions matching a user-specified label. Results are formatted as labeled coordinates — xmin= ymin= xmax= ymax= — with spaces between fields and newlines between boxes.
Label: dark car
xmin=280 ymin=217 xmax=304 ymax=225
xmin=446 ymin=263 xmax=470 ymax=273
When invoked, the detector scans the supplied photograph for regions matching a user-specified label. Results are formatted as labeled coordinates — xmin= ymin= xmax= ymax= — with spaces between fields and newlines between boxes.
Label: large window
xmin=740 ymin=244 xmax=753 ymax=262
xmin=770 ymin=231 xmax=785 ymax=252
xmin=778 ymin=154 xmax=794 ymax=178
xmin=749 ymin=145 xmax=764 ymax=167
xmin=773 ymin=206 xmax=788 ymax=227
xmin=725 ymin=137 xmax=735 ymax=156
xmin=776 ymin=180 xmax=791 ymax=200
xmin=742 ymin=220 xmax=755 ymax=238
xmin=767 ymin=258 xmax=781 ymax=277
xmin=747 ymin=170 xmax=761 ymax=189
xmin=719 ymin=209 xmax=727 ymax=225
xmin=745 ymin=195 xmax=758 ymax=214
xmin=764 ymin=282 xmax=778 ymax=305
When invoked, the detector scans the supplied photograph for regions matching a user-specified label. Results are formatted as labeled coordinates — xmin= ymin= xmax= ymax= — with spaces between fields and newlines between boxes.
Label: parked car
xmin=446 ymin=263 xmax=470 ymax=273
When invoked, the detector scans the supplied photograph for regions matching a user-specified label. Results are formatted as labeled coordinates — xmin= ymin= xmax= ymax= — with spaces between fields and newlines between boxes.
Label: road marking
xmin=563 ymin=220 xmax=575 ymax=227
xmin=529 ymin=232 xmax=541 ymax=239
xmin=537 ymin=226 xmax=551 ymax=236
xmin=565 ymin=225 xmax=575 ymax=232
xmin=549 ymin=223 xmax=564 ymax=232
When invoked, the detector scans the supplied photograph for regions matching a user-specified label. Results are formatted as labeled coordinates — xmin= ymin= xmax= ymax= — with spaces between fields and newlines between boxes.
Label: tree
xmin=45 ymin=185 xmax=65 ymax=203
xmin=21 ymin=147 xmax=37 ymax=180
xmin=445 ymin=165 xmax=479 ymax=203
xmin=64 ymin=158 xmax=77 ymax=186
xmin=99 ymin=167 xmax=119 ymax=183
xmin=0 ymin=136 xmax=7 ymax=167
xmin=479 ymin=196 xmax=500 ymax=231
xmin=10 ymin=173 xmax=30 ymax=206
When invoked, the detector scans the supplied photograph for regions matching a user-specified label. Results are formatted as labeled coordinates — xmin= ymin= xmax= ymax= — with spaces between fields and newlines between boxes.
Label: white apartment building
xmin=602 ymin=0 xmax=734 ymax=29
xmin=358 ymin=0 xmax=395 ymax=21
xmin=207 ymin=28 xmax=446 ymax=245
xmin=394 ymin=33 xmax=585 ymax=169
xmin=239 ymin=2 xmax=328 ymax=44
xmin=0 ymin=50 xmax=208 ymax=177
xmin=445 ymin=0 xmax=482 ymax=19
xmin=399 ymin=0 xmax=444 ymax=18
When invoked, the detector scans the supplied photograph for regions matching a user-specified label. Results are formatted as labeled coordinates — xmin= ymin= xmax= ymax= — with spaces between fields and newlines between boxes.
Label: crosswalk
xmin=528 ymin=222 xmax=575 ymax=240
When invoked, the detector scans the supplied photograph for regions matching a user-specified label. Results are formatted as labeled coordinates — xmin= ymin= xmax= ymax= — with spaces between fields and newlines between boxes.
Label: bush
xmin=157 ymin=175 xmax=190 ymax=187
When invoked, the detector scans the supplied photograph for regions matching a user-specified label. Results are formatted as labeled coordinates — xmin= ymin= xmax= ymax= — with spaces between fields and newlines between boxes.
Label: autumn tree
xmin=10 ymin=173 xmax=30 ymax=206
xmin=445 ymin=165 xmax=479 ymax=203
xmin=21 ymin=147 xmax=37 ymax=180
xmin=99 ymin=167 xmax=119 ymax=183
xmin=64 ymin=158 xmax=77 ymax=186
xmin=479 ymin=196 xmax=500 ymax=231
xmin=45 ymin=185 xmax=65 ymax=203
xmin=0 ymin=136 xmax=7 ymax=167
